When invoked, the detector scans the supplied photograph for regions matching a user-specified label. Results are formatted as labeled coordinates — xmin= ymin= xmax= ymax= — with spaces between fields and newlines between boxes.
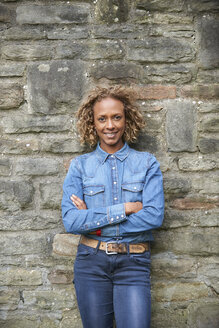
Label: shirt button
xmin=116 ymin=216 xmax=119 ymax=219
xmin=112 ymin=167 xmax=115 ymax=170
xmin=114 ymin=197 xmax=117 ymax=201
xmin=121 ymin=214 xmax=124 ymax=218
xmin=90 ymin=190 xmax=93 ymax=194
xmin=134 ymin=187 xmax=137 ymax=190
xmin=111 ymin=218 xmax=114 ymax=222
xmin=111 ymin=155 xmax=114 ymax=158
xmin=113 ymin=181 xmax=117 ymax=184
xmin=97 ymin=222 xmax=100 ymax=226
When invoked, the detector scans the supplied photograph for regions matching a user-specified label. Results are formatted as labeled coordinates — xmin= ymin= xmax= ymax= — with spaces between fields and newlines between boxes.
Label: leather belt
xmin=80 ymin=235 xmax=149 ymax=254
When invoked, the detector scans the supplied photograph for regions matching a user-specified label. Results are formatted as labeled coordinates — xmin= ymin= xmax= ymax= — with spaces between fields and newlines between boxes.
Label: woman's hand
xmin=71 ymin=194 xmax=87 ymax=210
xmin=125 ymin=202 xmax=143 ymax=215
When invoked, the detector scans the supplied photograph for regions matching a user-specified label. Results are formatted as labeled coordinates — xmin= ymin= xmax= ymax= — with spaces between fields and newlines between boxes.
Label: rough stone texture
xmin=0 ymin=0 xmax=218 ymax=327
xmin=166 ymin=100 xmax=197 ymax=152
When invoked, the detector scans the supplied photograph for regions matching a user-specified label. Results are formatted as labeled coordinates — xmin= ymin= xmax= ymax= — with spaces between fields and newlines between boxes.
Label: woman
xmin=62 ymin=85 xmax=164 ymax=328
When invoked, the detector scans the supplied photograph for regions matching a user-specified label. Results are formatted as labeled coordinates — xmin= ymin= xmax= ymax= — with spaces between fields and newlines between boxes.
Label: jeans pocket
xmin=129 ymin=251 xmax=151 ymax=266
xmin=76 ymin=243 xmax=95 ymax=260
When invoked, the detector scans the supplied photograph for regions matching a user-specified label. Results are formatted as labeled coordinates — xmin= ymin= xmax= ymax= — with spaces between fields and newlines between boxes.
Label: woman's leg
xmin=113 ymin=251 xmax=151 ymax=328
xmin=74 ymin=244 xmax=114 ymax=328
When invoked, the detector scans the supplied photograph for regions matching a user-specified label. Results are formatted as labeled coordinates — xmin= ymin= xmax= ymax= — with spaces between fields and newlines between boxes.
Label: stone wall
xmin=0 ymin=0 xmax=219 ymax=327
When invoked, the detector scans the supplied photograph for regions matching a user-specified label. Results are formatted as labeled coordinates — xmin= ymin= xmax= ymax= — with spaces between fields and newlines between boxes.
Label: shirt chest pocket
xmin=83 ymin=185 xmax=105 ymax=208
xmin=122 ymin=182 xmax=144 ymax=202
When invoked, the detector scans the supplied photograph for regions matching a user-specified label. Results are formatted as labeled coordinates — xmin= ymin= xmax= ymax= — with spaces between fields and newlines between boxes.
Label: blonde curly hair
xmin=76 ymin=85 xmax=145 ymax=147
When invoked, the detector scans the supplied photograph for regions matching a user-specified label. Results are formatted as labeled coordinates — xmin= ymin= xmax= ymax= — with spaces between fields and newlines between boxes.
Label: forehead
xmin=93 ymin=97 xmax=124 ymax=115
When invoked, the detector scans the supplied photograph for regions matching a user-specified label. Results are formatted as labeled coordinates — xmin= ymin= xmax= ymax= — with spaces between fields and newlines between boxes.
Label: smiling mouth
xmin=104 ymin=132 xmax=117 ymax=138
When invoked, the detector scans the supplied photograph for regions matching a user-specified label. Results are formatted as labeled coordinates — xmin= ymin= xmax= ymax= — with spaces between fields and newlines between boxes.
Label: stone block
xmin=186 ymin=0 xmax=219 ymax=12
xmin=90 ymin=61 xmax=142 ymax=81
xmin=15 ymin=158 xmax=60 ymax=176
xmin=198 ymin=138 xmax=219 ymax=153
xmin=135 ymin=85 xmax=176 ymax=100
xmin=136 ymin=0 xmax=184 ymax=12
xmin=0 ymin=83 xmax=24 ymax=109
xmin=152 ymin=281 xmax=208 ymax=302
xmin=131 ymin=133 xmax=160 ymax=153
xmin=192 ymin=176 xmax=219 ymax=195
xmin=142 ymin=64 xmax=196 ymax=84
xmin=1 ymin=115 xmax=71 ymax=134
xmin=61 ymin=309 xmax=83 ymax=328
xmin=48 ymin=269 xmax=73 ymax=284
xmin=0 ymin=268 xmax=42 ymax=286
xmin=198 ymin=102 xmax=219 ymax=113
xmin=153 ymin=227 xmax=219 ymax=255
xmin=0 ymin=180 xmax=34 ymax=210
xmin=0 ymin=4 xmax=13 ymax=22
xmin=55 ymin=42 xmax=87 ymax=60
xmin=23 ymin=287 xmax=76 ymax=310
xmin=2 ymin=44 xmax=54 ymax=61
xmin=39 ymin=182 xmax=62 ymax=209
xmin=1 ymin=26 xmax=46 ymax=40
xmin=0 ymin=231 xmax=51 ymax=255
xmin=151 ymin=254 xmax=196 ymax=279
xmin=40 ymin=137 xmax=83 ymax=154
xmin=198 ymin=258 xmax=219 ymax=293
xmin=200 ymin=114 xmax=219 ymax=132
xmin=187 ymin=301 xmax=219 ymax=328
xmin=163 ymin=177 xmax=191 ymax=195
xmin=151 ymin=302 xmax=188 ymax=328
xmin=0 ymin=158 xmax=11 ymax=176
xmin=94 ymin=0 xmax=129 ymax=23
xmin=192 ymin=209 xmax=219 ymax=227
xmin=178 ymin=156 xmax=218 ymax=171
xmin=47 ymin=26 xmax=89 ymax=40
xmin=27 ymin=60 xmax=86 ymax=114
xmin=87 ymin=40 xmax=124 ymax=60
xmin=16 ymin=4 xmax=90 ymax=24
xmin=181 ymin=84 xmax=219 ymax=99
xmin=197 ymin=69 xmax=219 ymax=83
xmin=0 ymin=64 xmax=25 ymax=77
xmin=53 ymin=234 xmax=80 ymax=257
xmin=0 ymin=138 xmax=39 ymax=155
xmin=127 ymin=38 xmax=194 ymax=63
xmin=0 ymin=317 xmax=39 ymax=328
xmin=166 ymin=100 xmax=197 ymax=152
xmin=0 ymin=290 xmax=19 ymax=311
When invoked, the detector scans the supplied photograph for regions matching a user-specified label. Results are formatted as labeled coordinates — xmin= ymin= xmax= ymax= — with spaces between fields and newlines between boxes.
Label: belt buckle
xmin=106 ymin=242 xmax=118 ymax=255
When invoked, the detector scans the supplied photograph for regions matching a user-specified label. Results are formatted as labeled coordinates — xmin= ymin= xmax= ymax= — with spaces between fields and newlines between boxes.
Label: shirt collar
xmin=95 ymin=142 xmax=130 ymax=164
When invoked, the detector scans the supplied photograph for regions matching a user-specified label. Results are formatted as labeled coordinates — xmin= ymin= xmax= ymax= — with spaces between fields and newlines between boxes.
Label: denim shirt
xmin=62 ymin=143 xmax=164 ymax=243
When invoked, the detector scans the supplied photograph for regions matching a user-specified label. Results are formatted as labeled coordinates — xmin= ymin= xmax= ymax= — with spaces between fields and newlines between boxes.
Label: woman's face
xmin=93 ymin=97 xmax=126 ymax=153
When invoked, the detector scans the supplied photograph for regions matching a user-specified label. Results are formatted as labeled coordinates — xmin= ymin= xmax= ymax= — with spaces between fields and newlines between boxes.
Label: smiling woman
xmin=61 ymin=85 xmax=164 ymax=328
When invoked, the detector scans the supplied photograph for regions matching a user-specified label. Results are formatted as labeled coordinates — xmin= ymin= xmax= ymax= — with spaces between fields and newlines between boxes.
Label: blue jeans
xmin=74 ymin=243 xmax=151 ymax=328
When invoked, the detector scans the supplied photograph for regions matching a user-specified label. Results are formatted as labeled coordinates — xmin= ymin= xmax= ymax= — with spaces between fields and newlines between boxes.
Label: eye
xmin=98 ymin=117 xmax=105 ymax=122
xmin=114 ymin=115 xmax=122 ymax=120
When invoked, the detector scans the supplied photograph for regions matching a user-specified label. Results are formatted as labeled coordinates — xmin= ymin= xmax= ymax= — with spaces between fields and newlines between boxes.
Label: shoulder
xmin=128 ymin=147 xmax=157 ymax=167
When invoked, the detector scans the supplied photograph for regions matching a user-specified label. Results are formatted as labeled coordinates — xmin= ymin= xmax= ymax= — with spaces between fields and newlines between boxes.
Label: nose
xmin=106 ymin=119 xmax=114 ymax=129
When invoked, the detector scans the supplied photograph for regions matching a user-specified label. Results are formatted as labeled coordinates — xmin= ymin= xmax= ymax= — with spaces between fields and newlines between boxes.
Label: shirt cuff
xmin=107 ymin=203 xmax=126 ymax=224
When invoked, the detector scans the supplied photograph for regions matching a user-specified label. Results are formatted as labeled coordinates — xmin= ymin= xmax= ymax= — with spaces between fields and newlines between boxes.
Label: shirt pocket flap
xmin=83 ymin=185 xmax=105 ymax=196
xmin=122 ymin=182 xmax=144 ymax=192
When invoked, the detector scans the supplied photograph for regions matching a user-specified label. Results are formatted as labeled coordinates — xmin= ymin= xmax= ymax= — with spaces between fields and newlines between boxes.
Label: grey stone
xmin=0 ymin=158 xmax=11 ymax=176
xmin=197 ymin=17 xmax=219 ymax=69
xmin=200 ymin=114 xmax=219 ymax=132
xmin=198 ymin=138 xmax=219 ymax=153
xmin=151 ymin=302 xmax=188 ymax=328
xmin=90 ymin=61 xmax=142 ymax=81
xmin=39 ymin=182 xmax=62 ymax=209
xmin=0 ymin=138 xmax=39 ymax=155
xmin=0 ymin=268 xmax=42 ymax=286
xmin=27 ymin=60 xmax=86 ymax=114
xmin=153 ymin=228 xmax=219 ymax=255
xmin=55 ymin=42 xmax=87 ymax=60
xmin=61 ymin=309 xmax=83 ymax=328
xmin=142 ymin=64 xmax=196 ymax=84
xmin=15 ymin=158 xmax=60 ymax=176
xmin=2 ymin=44 xmax=54 ymax=61
xmin=92 ymin=24 xmax=144 ymax=39
xmin=40 ymin=137 xmax=83 ymax=154
xmin=198 ymin=102 xmax=219 ymax=113
xmin=16 ymin=4 xmax=90 ymax=24
xmin=166 ymin=100 xmax=197 ymax=152
xmin=52 ymin=234 xmax=80 ymax=257
xmin=0 ymin=83 xmax=24 ymax=109
xmin=178 ymin=156 xmax=218 ymax=171
xmin=136 ymin=0 xmax=184 ymax=12
xmin=47 ymin=27 xmax=89 ymax=40
xmin=186 ymin=0 xmax=219 ymax=12
xmin=0 ymin=316 xmax=40 ymax=328
xmin=131 ymin=133 xmax=160 ymax=153
xmin=197 ymin=258 xmax=219 ymax=293
xmin=0 ymin=4 xmax=13 ymax=22
xmin=94 ymin=0 xmax=129 ymax=23
xmin=0 ymin=64 xmax=25 ymax=77
xmin=0 ymin=213 xmax=61 ymax=231
xmin=1 ymin=115 xmax=71 ymax=134
xmin=127 ymin=38 xmax=194 ymax=63
xmin=1 ymin=26 xmax=46 ymax=40
xmin=87 ymin=40 xmax=124 ymax=60
xmin=0 ymin=180 xmax=34 ymax=211
xmin=0 ymin=290 xmax=19 ymax=311
xmin=197 ymin=69 xmax=219 ymax=83
xmin=0 ymin=231 xmax=52 ymax=255
xmin=23 ymin=287 xmax=76 ymax=310
xmin=192 ymin=176 xmax=219 ymax=195
xmin=163 ymin=177 xmax=191 ymax=197
xmin=187 ymin=301 xmax=219 ymax=328
xmin=143 ymin=113 xmax=164 ymax=131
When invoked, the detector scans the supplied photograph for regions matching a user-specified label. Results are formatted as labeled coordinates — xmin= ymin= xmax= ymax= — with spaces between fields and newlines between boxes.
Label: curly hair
xmin=76 ymin=85 xmax=145 ymax=147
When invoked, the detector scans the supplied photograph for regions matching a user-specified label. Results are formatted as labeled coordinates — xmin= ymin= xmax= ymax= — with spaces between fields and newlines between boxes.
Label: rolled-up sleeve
xmin=62 ymin=159 xmax=126 ymax=234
